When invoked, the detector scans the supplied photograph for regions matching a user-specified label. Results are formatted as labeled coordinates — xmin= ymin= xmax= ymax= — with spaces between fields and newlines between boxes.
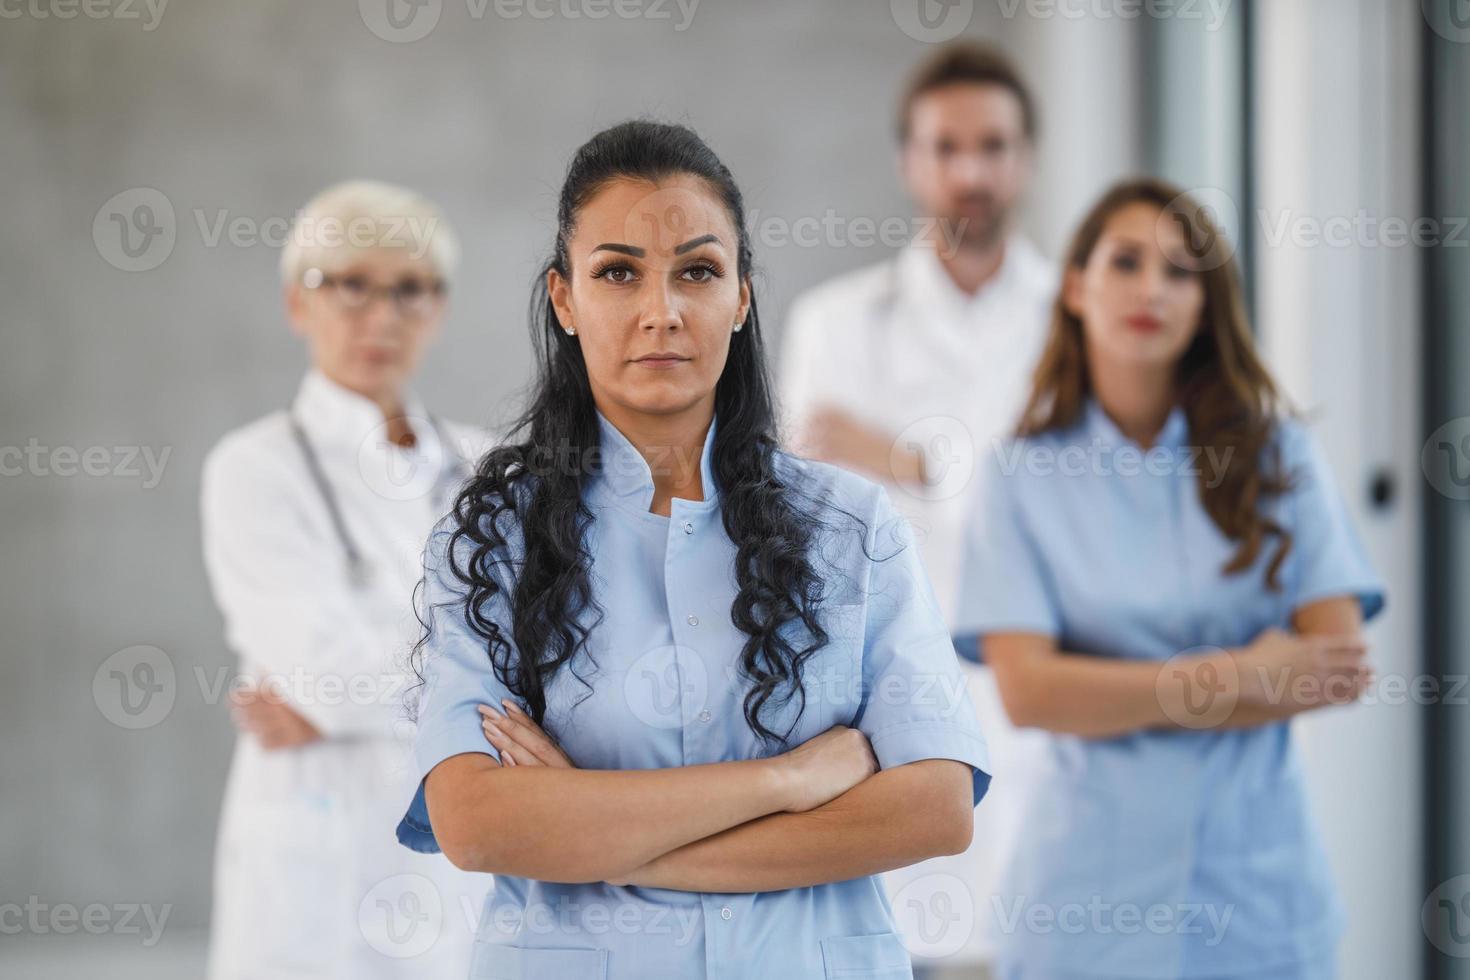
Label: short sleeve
xmin=1279 ymin=421 xmax=1387 ymax=621
xmin=950 ymin=445 xmax=1062 ymax=657
xmin=396 ymin=519 xmax=517 ymax=854
xmin=854 ymin=488 xmax=993 ymax=806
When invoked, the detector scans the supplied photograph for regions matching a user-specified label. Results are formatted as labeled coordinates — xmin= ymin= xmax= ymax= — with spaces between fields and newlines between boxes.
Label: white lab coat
xmin=201 ymin=368 xmax=494 ymax=980
xmin=779 ymin=238 xmax=1057 ymax=966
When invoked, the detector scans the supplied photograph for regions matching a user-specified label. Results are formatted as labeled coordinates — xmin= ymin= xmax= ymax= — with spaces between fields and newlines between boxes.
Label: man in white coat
xmin=779 ymin=44 xmax=1056 ymax=974
xmin=201 ymin=181 xmax=493 ymax=979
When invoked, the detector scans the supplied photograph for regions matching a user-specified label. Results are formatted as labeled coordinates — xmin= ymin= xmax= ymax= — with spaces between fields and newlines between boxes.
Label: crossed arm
xmin=980 ymin=596 xmax=1372 ymax=739
xmin=613 ymin=759 xmax=973 ymax=892
xmin=424 ymin=708 xmax=976 ymax=892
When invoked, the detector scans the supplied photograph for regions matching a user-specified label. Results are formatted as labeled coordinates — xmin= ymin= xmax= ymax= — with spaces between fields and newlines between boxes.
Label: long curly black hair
xmin=412 ymin=120 xmax=858 ymax=746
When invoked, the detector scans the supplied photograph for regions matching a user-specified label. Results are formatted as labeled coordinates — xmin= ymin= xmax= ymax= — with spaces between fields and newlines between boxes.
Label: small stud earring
xmin=733 ymin=321 xmax=743 ymax=333
xmin=565 ymin=327 xmax=576 ymax=336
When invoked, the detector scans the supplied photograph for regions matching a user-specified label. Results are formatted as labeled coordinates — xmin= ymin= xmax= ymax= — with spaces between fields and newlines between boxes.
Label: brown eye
xmin=592 ymin=263 xmax=635 ymax=284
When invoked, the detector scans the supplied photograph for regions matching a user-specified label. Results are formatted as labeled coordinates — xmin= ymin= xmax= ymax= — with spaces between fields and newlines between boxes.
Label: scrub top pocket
xmin=470 ymin=942 xmax=610 ymax=980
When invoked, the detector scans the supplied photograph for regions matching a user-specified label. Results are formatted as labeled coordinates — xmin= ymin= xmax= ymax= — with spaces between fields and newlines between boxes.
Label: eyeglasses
xmin=302 ymin=267 xmax=446 ymax=319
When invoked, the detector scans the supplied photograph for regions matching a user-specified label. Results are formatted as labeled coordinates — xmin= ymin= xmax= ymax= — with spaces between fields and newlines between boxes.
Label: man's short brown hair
xmin=897 ymin=42 xmax=1037 ymax=143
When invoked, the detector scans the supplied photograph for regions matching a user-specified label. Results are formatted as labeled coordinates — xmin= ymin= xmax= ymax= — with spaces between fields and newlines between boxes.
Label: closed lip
xmin=1124 ymin=314 xmax=1163 ymax=331
xmin=633 ymin=352 xmax=692 ymax=362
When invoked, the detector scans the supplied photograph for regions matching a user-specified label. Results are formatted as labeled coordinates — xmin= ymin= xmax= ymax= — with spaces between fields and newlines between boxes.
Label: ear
xmin=547 ymin=267 xmax=574 ymax=333
xmin=736 ymin=276 xmax=752 ymax=327
xmin=284 ymin=284 xmax=310 ymax=338
xmin=1060 ymin=265 xmax=1086 ymax=320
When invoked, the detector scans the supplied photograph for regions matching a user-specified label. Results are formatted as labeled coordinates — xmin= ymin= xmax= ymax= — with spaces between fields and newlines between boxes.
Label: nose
xmin=357 ymin=291 xmax=402 ymax=332
xmin=1138 ymin=263 xmax=1169 ymax=306
xmin=638 ymin=277 xmax=683 ymax=333
xmin=946 ymin=148 xmax=990 ymax=189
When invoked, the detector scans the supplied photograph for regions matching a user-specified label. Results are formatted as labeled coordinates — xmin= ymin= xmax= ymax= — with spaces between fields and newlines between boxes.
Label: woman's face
xmin=286 ymin=246 xmax=445 ymax=402
xmin=549 ymin=175 xmax=751 ymax=420
xmin=1064 ymin=201 xmax=1206 ymax=372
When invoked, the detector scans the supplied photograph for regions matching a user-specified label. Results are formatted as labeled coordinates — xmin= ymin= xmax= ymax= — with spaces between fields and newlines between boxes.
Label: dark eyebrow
xmin=591 ymin=243 xmax=646 ymax=257
xmin=674 ymin=234 xmax=720 ymax=255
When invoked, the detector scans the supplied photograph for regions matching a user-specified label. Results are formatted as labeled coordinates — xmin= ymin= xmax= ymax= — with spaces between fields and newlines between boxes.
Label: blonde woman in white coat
xmin=201 ymin=181 xmax=493 ymax=980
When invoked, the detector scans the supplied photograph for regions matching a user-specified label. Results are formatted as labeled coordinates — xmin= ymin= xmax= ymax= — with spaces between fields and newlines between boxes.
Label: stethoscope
xmin=288 ymin=410 xmax=470 ymax=590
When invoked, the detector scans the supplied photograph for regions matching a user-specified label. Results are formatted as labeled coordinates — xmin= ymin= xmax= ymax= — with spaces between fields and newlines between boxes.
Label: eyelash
xmin=589 ymin=260 xmax=724 ymax=284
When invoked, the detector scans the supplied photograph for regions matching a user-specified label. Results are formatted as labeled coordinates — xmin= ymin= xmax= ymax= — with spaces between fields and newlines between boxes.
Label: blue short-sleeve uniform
xmin=398 ymin=409 xmax=992 ymax=979
xmin=953 ymin=399 xmax=1385 ymax=979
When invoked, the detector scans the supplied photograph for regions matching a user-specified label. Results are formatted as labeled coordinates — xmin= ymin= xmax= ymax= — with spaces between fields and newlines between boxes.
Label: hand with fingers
xmin=797 ymin=406 xmax=920 ymax=486
xmin=230 ymin=683 xmax=323 ymax=750
xmin=478 ymin=699 xmax=577 ymax=768
xmin=1237 ymin=627 xmax=1375 ymax=712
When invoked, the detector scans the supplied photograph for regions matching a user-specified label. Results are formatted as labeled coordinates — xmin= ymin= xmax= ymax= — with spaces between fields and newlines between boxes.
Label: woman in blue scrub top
xmin=395 ymin=120 xmax=993 ymax=980
xmin=954 ymin=178 xmax=1386 ymax=980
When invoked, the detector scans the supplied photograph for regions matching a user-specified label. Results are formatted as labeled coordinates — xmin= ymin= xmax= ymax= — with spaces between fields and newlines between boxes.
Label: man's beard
xmin=944 ymin=196 xmax=1007 ymax=252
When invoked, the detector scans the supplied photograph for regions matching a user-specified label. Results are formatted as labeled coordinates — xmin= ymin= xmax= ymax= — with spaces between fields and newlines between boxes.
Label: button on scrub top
xmin=398 ymin=410 xmax=993 ymax=980
xmin=953 ymin=399 xmax=1385 ymax=978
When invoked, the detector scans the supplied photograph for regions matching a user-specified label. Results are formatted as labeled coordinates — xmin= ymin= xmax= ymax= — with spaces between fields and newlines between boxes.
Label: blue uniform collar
xmin=1083 ymin=396 xmax=1189 ymax=451
xmin=589 ymin=408 xmax=720 ymax=512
